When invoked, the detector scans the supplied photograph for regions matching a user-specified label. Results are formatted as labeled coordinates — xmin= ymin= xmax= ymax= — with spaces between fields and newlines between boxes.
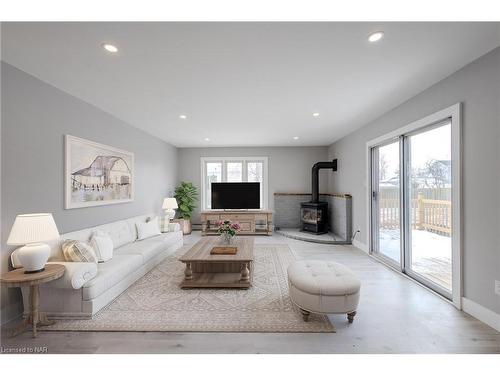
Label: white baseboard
xmin=352 ymin=238 xmax=368 ymax=253
xmin=462 ymin=297 xmax=500 ymax=332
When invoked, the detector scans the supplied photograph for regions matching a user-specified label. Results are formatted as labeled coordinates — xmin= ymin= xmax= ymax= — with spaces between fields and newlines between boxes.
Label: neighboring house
xmin=72 ymin=156 xmax=131 ymax=187
xmin=380 ymin=176 xmax=399 ymax=187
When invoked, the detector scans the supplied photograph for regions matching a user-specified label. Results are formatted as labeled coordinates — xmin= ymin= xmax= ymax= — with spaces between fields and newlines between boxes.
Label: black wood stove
xmin=300 ymin=159 xmax=337 ymax=234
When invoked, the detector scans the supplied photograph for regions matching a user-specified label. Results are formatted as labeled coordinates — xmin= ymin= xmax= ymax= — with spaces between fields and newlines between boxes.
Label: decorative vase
xmin=221 ymin=233 xmax=234 ymax=245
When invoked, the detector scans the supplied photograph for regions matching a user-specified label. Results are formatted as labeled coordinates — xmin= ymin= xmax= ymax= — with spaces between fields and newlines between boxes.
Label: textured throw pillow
xmin=136 ymin=217 xmax=161 ymax=240
xmin=62 ymin=240 xmax=98 ymax=263
xmin=90 ymin=230 xmax=114 ymax=262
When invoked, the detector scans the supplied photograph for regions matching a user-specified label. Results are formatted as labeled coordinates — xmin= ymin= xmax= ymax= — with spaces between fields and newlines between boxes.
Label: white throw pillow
xmin=62 ymin=240 xmax=98 ymax=263
xmin=136 ymin=217 xmax=161 ymax=240
xmin=90 ymin=230 xmax=114 ymax=262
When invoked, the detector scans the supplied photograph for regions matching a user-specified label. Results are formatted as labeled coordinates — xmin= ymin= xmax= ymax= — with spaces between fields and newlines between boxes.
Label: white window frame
xmin=200 ymin=156 xmax=269 ymax=210
xmin=366 ymin=103 xmax=462 ymax=309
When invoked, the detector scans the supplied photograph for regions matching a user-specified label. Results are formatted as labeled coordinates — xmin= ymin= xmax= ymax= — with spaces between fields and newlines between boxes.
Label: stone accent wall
xmin=325 ymin=195 xmax=352 ymax=242
xmin=273 ymin=193 xmax=352 ymax=242
xmin=274 ymin=194 xmax=311 ymax=229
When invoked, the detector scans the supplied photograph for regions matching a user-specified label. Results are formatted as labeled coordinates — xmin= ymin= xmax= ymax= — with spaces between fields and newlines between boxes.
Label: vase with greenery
xmin=173 ymin=181 xmax=198 ymax=235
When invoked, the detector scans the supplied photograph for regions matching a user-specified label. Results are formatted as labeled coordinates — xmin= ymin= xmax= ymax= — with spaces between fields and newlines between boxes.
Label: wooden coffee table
xmin=180 ymin=237 xmax=254 ymax=289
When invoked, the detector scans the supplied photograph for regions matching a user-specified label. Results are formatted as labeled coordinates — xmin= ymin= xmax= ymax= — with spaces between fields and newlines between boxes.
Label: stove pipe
xmin=311 ymin=159 xmax=338 ymax=202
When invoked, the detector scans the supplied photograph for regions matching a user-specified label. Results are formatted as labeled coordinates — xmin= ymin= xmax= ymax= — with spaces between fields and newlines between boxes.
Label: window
xmin=247 ymin=162 xmax=263 ymax=182
xmin=201 ymin=157 xmax=269 ymax=210
xmin=227 ymin=162 xmax=243 ymax=182
xmin=205 ymin=162 xmax=222 ymax=209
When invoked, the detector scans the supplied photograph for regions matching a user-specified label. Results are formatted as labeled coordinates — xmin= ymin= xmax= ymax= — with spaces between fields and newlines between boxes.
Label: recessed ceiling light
xmin=204 ymin=138 xmax=210 ymax=142
xmin=312 ymin=112 xmax=320 ymax=118
xmin=102 ymin=43 xmax=118 ymax=53
xmin=179 ymin=114 xmax=187 ymax=119
xmin=293 ymin=136 xmax=299 ymax=140
xmin=368 ymin=31 xmax=384 ymax=43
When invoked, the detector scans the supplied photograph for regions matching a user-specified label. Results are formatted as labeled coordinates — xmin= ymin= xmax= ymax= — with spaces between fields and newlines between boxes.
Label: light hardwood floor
xmin=1 ymin=231 xmax=499 ymax=354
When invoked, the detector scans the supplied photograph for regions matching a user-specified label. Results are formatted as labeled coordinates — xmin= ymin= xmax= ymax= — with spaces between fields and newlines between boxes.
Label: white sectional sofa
xmin=11 ymin=214 xmax=183 ymax=319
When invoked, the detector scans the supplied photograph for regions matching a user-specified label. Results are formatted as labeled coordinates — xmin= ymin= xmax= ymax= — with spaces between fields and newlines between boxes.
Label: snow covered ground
xmin=379 ymin=229 xmax=452 ymax=290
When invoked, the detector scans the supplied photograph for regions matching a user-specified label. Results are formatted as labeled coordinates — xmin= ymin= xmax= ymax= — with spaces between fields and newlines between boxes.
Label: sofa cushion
xmin=114 ymin=232 xmax=183 ymax=264
xmin=158 ymin=231 xmax=183 ymax=249
xmin=136 ymin=217 xmax=161 ymax=241
xmin=82 ymin=254 xmax=142 ymax=300
xmin=90 ymin=231 xmax=114 ymax=262
xmin=61 ymin=240 xmax=98 ymax=263
xmin=96 ymin=221 xmax=135 ymax=249
xmin=51 ymin=229 xmax=94 ymax=262
xmin=124 ymin=215 xmax=152 ymax=240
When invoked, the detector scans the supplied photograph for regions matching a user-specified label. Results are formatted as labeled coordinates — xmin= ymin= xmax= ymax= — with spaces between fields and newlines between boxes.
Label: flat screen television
xmin=211 ymin=182 xmax=260 ymax=209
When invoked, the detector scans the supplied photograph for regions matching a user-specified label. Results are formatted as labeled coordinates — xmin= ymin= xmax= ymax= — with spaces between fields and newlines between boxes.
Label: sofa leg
xmin=300 ymin=309 xmax=310 ymax=322
xmin=347 ymin=311 xmax=356 ymax=323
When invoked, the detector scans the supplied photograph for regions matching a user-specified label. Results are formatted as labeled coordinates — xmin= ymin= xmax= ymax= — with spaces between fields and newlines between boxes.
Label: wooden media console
xmin=200 ymin=210 xmax=273 ymax=236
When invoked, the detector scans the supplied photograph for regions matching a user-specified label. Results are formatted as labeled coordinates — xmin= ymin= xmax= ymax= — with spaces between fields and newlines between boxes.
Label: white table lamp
xmin=7 ymin=213 xmax=60 ymax=273
xmin=162 ymin=198 xmax=178 ymax=220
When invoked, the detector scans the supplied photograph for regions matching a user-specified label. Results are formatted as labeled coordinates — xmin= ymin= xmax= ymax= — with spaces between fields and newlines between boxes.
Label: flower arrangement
xmin=216 ymin=220 xmax=241 ymax=236
xmin=216 ymin=220 xmax=241 ymax=244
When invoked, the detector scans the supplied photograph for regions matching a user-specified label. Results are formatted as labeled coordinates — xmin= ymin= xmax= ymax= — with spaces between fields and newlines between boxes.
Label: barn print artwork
xmin=65 ymin=135 xmax=134 ymax=209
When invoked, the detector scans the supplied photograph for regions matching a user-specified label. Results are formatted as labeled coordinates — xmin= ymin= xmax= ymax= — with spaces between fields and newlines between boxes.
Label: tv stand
xmin=201 ymin=210 xmax=273 ymax=236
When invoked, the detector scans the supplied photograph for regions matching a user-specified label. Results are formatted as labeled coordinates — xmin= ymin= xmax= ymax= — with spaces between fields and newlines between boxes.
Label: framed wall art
xmin=65 ymin=135 xmax=134 ymax=209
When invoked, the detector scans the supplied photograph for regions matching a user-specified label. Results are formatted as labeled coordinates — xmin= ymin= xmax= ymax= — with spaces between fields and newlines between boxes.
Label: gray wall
xmin=1 ymin=63 xmax=178 ymax=321
xmin=328 ymin=47 xmax=500 ymax=314
xmin=178 ymin=147 xmax=329 ymax=224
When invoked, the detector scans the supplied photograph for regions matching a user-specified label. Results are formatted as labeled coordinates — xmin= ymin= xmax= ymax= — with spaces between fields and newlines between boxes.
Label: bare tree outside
xmin=247 ymin=162 xmax=263 ymax=182
xmin=379 ymin=153 xmax=389 ymax=180
xmin=423 ymin=159 xmax=448 ymax=188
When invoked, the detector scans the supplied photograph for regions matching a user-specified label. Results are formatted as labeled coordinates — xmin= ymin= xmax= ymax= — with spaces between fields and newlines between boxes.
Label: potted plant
xmin=173 ymin=181 xmax=198 ymax=235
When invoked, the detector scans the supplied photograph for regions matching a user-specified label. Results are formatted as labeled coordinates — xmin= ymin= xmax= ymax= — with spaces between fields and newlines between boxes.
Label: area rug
xmin=42 ymin=244 xmax=334 ymax=332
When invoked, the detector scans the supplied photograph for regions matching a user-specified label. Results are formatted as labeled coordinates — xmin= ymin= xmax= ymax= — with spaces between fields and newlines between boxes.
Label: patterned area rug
xmin=42 ymin=244 xmax=334 ymax=332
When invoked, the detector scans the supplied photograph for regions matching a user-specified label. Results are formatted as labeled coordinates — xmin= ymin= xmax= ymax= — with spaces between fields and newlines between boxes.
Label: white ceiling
xmin=2 ymin=22 xmax=499 ymax=147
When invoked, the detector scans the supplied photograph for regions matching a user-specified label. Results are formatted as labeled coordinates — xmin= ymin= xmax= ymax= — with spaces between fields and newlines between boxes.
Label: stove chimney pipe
xmin=311 ymin=159 xmax=337 ymax=202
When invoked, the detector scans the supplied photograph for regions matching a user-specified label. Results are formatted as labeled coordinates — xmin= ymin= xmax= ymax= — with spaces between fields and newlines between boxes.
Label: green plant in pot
xmin=174 ymin=181 xmax=198 ymax=235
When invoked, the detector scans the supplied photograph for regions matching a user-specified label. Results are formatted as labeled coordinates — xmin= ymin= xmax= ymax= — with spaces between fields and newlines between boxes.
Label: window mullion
xmin=400 ymin=136 xmax=408 ymax=273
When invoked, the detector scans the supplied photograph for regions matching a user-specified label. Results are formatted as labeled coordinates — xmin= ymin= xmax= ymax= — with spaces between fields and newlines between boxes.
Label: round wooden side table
xmin=0 ymin=264 xmax=65 ymax=338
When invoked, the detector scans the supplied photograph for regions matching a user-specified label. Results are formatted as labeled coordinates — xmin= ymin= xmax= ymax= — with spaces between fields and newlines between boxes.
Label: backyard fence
xmin=378 ymin=187 xmax=451 ymax=236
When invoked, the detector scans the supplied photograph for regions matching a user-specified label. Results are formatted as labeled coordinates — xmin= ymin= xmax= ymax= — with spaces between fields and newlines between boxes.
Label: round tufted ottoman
xmin=287 ymin=260 xmax=361 ymax=323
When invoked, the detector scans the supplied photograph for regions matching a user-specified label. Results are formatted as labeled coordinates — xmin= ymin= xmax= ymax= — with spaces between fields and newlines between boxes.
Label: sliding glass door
xmin=405 ymin=121 xmax=452 ymax=296
xmin=371 ymin=119 xmax=454 ymax=299
xmin=371 ymin=140 xmax=402 ymax=266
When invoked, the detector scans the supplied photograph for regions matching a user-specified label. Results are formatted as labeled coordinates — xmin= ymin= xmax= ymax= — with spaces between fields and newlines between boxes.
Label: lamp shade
xmin=162 ymin=198 xmax=178 ymax=210
xmin=7 ymin=213 xmax=60 ymax=246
